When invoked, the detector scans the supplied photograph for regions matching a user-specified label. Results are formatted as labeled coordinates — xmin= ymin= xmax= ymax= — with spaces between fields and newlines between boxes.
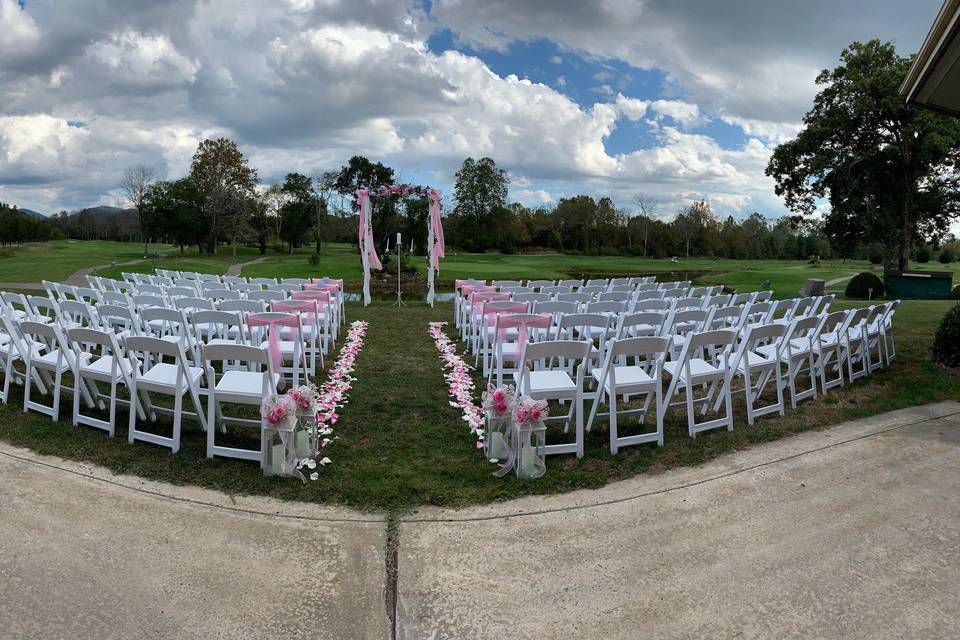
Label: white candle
xmin=271 ymin=443 xmax=285 ymax=475
xmin=488 ymin=431 xmax=508 ymax=461
xmin=295 ymin=430 xmax=311 ymax=458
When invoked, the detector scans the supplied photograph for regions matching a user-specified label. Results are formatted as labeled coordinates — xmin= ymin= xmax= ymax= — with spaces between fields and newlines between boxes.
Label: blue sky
xmin=0 ymin=0 xmax=944 ymax=221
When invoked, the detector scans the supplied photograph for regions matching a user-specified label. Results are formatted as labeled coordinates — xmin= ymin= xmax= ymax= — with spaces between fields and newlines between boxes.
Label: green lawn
xmin=1 ymin=240 xmax=958 ymax=512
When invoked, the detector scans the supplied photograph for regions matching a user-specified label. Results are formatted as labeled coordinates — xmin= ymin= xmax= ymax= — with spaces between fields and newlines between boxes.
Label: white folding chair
xmin=19 ymin=320 xmax=94 ymax=421
xmin=754 ymin=315 xmax=822 ymax=409
xmin=125 ymin=335 xmax=207 ymax=453
xmin=587 ymin=335 xmax=670 ymax=452
xmin=67 ymin=327 xmax=144 ymax=436
xmin=813 ymin=310 xmax=849 ymax=393
xmin=663 ymin=329 xmax=737 ymax=437
xmin=723 ymin=323 xmax=786 ymax=425
xmin=203 ymin=343 xmax=279 ymax=465
xmin=516 ymin=340 xmax=591 ymax=459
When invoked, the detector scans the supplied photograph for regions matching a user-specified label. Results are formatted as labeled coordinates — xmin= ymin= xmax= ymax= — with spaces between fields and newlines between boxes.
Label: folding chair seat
xmin=516 ymin=340 xmax=591 ymax=458
xmin=125 ymin=336 xmax=207 ymax=453
xmin=587 ymin=335 xmax=670 ymax=452
xmin=663 ymin=329 xmax=737 ymax=437
xmin=203 ymin=343 xmax=279 ymax=465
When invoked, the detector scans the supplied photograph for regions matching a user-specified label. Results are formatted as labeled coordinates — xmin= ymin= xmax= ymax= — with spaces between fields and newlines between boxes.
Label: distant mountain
xmin=70 ymin=205 xmax=136 ymax=218
xmin=17 ymin=208 xmax=47 ymax=219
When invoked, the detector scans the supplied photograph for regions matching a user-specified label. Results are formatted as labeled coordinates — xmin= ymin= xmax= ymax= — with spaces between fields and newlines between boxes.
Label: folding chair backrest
xmin=634 ymin=299 xmax=669 ymax=312
xmin=513 ymin=292 xmax=551 ymax=304
xmin=534 ymin=300 xmax=577 ymax=316
xmin=586 ymin=300 xmax=625 ymax=315
xmin=281 ymin=278 xmax=309 ymax=285
xmin=557 ymin=312 xmax=613 ymax=342
xmin=28 ymin=296 xmax=59 ymax=323
xmin=219 ymin=299 xmax=264 ymax=314
xmin=173 ymin=279 xmax=198 ymax=290
xmin=205 ymin=288 xmax=241 ymax=301
xmin=585 ymin=279 xmax=609 ymax=288
xmin=791 ymin=297 xmax=816 ymax=318
xmin=140 ymin=307 xmax=190 ymax=339
xmin=2 ymin=292 xmax=30 ymax=315
xmin=137 ymin=284 xmax=165 ymax=295
xmin=745 ymin=302 xmax=772 ymax=323
xmin=820 ymin=310 xmax=848 ymax=334
xmin=541 ymin=286 xmax=570 ymax=296
xmin=609 ymin=335 xmax=671 ymax=361
xmin=59 ymin=299 xmax=97 ymax=328
xmin=816 ymin=294 xmax=836 ymax=315
xmin=124 ymin=335 xmax=190 ymax=368
xmin=526 ymin=280 xmax=555 ymax=291
xmin=247 ymin=290 xmax=285 ymax=303
xmin=558 ymin=279 xmax=583 ymax=289
xmin=661 ymin=287 xmax=686 ymax=299
xmin=617 ymin=312 xmax=667 ymax=338
xmin=668 ymin=309 xmax=709 ymax=334
xmin=580 ymin=285 xmax=605 ymax=297
xmin=598 ymin=291 xmax=630 ymax=302
xmin=707 ymin=305 xmax=745 ymax=331
xmin=101 ymin=291 xmax=129 ymax=306
xmin=222 ymin=276 xmax=247 ymax=285
xmin=249 ymin=278 xmax=278 ymax=287
xmin=231 ymin=283 xmax=261 ymax=293
xmin=754 ymin=291 xmax=773 ymax=302
xmin=67 ymin=326 xmax=123 ymax=360
xmin=767 ymin=299 xmax=796 ymax=322
xmin=523 ymin=339 xmax=591 ymax=366
xmin=634 ymin=289 xmax=663 ymax=301
xmin=174 ymin=297 xmax=215 ymax=312
xmin=672 ymin=296 xmax=702 ymax=311
xmin=556 ymin=293 xmax=592 ymax=305
xmin=706 ymin=294 xmax=731 ymax=307
xmin=97 ymin=304 xmax=140 ymax=334
xmin=132 ymin=294 xmax=166 ymax=309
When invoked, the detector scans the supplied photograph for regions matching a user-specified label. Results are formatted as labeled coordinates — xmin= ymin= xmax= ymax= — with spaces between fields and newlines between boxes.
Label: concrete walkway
xmin=224 ymin=256 xmax=268 ymax=277
xmin=2 ymin=402 xmax=959 ymax=639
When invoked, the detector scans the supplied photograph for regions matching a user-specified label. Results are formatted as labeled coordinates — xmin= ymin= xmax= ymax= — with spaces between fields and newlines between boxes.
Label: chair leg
xmin=609 ymin=392 xmax=618 ymax=455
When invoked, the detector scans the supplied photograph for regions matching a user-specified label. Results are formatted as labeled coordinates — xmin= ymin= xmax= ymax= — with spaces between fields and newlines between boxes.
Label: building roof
xmin=901 ymin=0 xmax=960 ymax=116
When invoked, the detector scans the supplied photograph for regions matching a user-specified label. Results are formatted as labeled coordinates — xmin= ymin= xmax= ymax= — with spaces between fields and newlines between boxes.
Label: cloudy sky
xmin=0 ymin=0 xmax=944 ymax=218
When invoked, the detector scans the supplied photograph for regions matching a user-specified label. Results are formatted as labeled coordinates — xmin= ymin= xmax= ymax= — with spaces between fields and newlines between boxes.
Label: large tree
xmin=453 ymin=157 xmax=509 ymax=252
xmin=189 ymin=137 xmax=258 ymax=254
xmin=120 ymin=164 xmax=156 ymax=257
xmin=144 ymin=178 xmax=207 ymax=256
xmin=767 ymin=40 xmax=960 ymax=270
xmin=278 ymin=172 xmax=316 ymax=253
xmin=334 ymin=156 xmax=396 ymax=252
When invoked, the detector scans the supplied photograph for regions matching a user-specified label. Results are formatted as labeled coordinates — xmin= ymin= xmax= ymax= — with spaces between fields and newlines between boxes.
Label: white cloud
xmin=649 ymin=100 xmax=701 ymax=128
xmin=514 ymin=188 xmax=553 ymax=204
xmin=549 ymin=55 xmax=562 ymax=64
xmin=0 ymin=0 xmax=40 ymax=57
xmin=614 ymin=94 xmax=649 ymax=121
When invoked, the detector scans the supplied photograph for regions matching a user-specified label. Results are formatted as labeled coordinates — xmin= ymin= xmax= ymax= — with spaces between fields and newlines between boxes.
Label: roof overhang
xmin=901 ymin=0 xmax=960 ymax=117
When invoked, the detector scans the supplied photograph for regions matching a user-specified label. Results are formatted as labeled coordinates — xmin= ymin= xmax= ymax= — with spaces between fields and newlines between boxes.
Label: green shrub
xmin=307 ymin=253 xmax=321 ymax=269
xmin=939 ymin=248 xmax=956 ymax=264
xmin=933 ymin=304 xmax=960 ymax=368
xmin=867 ymin=245 xmax=884 ymax=265
xmin=845 ymin=272 xmax=885 ymax=299
xmin=951 ymin=285 xmax=960 ymax=300
xmin=916 ymin=244 xmax=931 ymax=263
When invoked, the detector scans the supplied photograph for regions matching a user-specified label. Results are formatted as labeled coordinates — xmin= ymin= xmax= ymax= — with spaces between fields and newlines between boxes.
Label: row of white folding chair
xmin=2 ymin=292 xmax=326 ymax=382
xmin=491 ymin=300 xmax=887 ymax=451
xmin=1 ymin=311 xmax=306 ymax=459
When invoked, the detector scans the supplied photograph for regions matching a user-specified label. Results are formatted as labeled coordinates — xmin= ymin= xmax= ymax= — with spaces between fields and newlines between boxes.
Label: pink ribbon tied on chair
xmin=246 ymin=312 xmax=301 ymax=374
xmin=496 ymin=313 xmax=552 ymax=358
xmin=456 ymin=279 xmax=486 ymax=293
xmin=305 ymin=282 xmax=339 ymax=294
xmin=291 ymin=291 xmax=331 ymax=310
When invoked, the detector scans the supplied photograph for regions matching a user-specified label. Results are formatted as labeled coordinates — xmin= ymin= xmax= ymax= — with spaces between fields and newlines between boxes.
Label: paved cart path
xmin=2 ymin=401 xmax=959 ymax=638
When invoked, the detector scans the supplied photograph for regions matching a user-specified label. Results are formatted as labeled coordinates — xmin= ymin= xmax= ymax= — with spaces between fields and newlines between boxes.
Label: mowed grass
xmin=0 ymin=297 xmax=956 ymax=512
xmin=0 ymin=240 xmax=151 ymax=282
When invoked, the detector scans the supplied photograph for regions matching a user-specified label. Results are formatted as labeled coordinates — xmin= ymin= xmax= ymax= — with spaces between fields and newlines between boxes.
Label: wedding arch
xmin=356 ymin=185 xmax=445 ymax=307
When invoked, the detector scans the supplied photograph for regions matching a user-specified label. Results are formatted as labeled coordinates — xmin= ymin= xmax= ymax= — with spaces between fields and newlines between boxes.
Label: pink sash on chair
xmin=247 ymin=313 xmax=301 ymax=373
xmin=496 ymin=313 xmax=552 ymax=356
xmin=462 ymin=284 xmax=495 ymax=300
xmin=481 ymin=302 xmax=528 ymax=326
xmin=305 ymin=282 xmax=339 ymax=294
xmin=290 ymin=291 xmax=331 ymax=309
